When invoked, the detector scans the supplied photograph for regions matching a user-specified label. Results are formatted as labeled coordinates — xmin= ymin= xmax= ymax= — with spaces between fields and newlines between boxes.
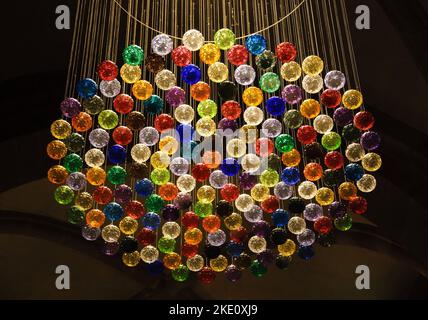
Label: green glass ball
xmin=158 ymin=236 xmax=176 ymax=253
xmin=54 ymin=185 xmax=74 ymax=205
xmin=214 ymin=28 xmax=236 ymax=50
xmin=255 ymin=50 xmax=276 ymax=70
xmin=197 ymin=99 xmax=217 ymax=118
xmin=334 ymin=214 xmax=353 ymax=231
xmin=259 ymin=72 xmax=281 ymax=93
xmin=150 ymin=168 xmax=170 ymax=185
xmin=172 ymin=264 xmax=190 ymax=282
xmin=63 ymin=153 xmax=83 ymax=173
xmin=83 ymin=95 xmax=105 ymax=115
xmin=145 ymin=194 xmax=165 ymax=213
xmin=268 ymin=153 xmax=282 ymax=170
xmin=322 ymin=132 xmax=342 ymax=151
xmin=275 ymin=134 xmax=295 ymax=153
xmin=260 ymin=168 xmax=279 ymax=187
xmin=98 ymin=110 xmax=119 ymax=130
xmin=283 ymin=110 xmax=303 ymax=129
xmin=194 ymin=201 xmax=213 ymax=218
xmin=66 ymin=133 xmax=85 ymax=152
xmin=123 ymin=44 xmax=144 ymax=66
xmin=67 ymin=206 xmax=85 ymax=225
xmin=107 ymin=166 xmax=127 ymax=185
xmin=250 ymin=260 xmax=267 ymax=277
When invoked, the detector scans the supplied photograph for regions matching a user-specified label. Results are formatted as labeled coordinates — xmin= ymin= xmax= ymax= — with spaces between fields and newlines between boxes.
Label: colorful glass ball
xmin=181 ymin=64 xmax=201 ymax=85
xmin=276 ymin=42 xmax=297 ymax=63
xmin=214 ymin=28 xmax=236 ymax=50
xmin=98 ymin=60 xmax=118 ymax=80
xmin=245 ymin=34 xmax=267 ymax=55
xmin=227 ymin=45 xmax=249 ymax=66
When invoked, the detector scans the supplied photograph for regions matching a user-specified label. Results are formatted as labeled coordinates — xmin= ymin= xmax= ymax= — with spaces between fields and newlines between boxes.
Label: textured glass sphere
xmin=139 ymin=127 xmax=159 ymax=146
xmin=224 ymin=213 xmax=243 ymax=230
xmin=316 ymin=187 xmax=335 ymax=206
xmin=324 ymin=70 xmax=346 ymax=90
xmin=357 ymin=174 xmax=377 ymax=193
xmin=155 ymin=70 xmax=176 ymax=90
xmin=283 ymin=109 xmax=303 ymax=129
xmin=181 ymin=64 xmax=201 ymax=85
xmin=302 ymin=75 xmax=324 ymax=94
xmin=150 ymin=168 xmax=170 ymax=185
xmin=86 ymin=209 xmax=105 ymax=228
xmin=51 ymin=119 xmax=72 ymax=140
xmin=234 ymin=64 xmax=256 ymax=86
xmin=140 ymin=245 xmax=159 ymax=264
xmin=89 ymin=128 xmax=109 ymax=148
xmin=194 ymin=201 xmax=213 ymax=218
xmin=288 ymin=217 xmax=306 ymax=235
xmin=227 ymin=44 xmax=249 ymax=66
xmin=151 ymin=34 xmax=173 ymax=56
xmin=298 ymin=181 xmax=317 ymax=200
xmin=54 ymin=185 xmax=74 ymax=205
xmin=47 ymin=140 xmax=67 ymax=160
xmin=98 ymin=110 xmax=119 ymax=130
xmin=362 ymin=153 xmax=382 ymax=172
xmin=161 ymin=221 xmax=181 ymax=239
xmin=72 ymin=112 xmax=92 ymax=132
xmin=66 ymin=172 xmax=86 ymax=191
xmin=176 ymin=174 xmax=196 ymax=192
xmin=131 ymin=144 xmax=151 ymax=163
xmin=248 ymin=236 xmax=267 ymax=254
xmin=197 ymin=186 xmax=216 ymax=203
xmin=120 ymin=64 xmax=141 ymax=84
xmin=235 ymin=194 xmax=254 ymax=213
xmin=187 ymin=254 xmax=204 ymax=272
xmin=163 ymin=252 xmax=182 ymax=270
xmin=262 ymin=118 xmax=282 ymax=138
xmin=322 ymin=132 xmax=342 ymax=151
xmin=122 ymin=44 xmax=144 ymax=65
xmin=83 ymin=95 xmax=105 ymax=114
xmin=259 ymin=72 xmax=281 ymax=93
xmin=281 ymin=61 xmax=302 ymax=82
xmin=278 ymin=239 xmax=296 ymax=257
xmin=242 ymin=86 xmax=263 ymax=107
xmin=297 ymin=229 xmax=316 ymax=246
xmin=202 ymin=151 xmax=222 ymax=169
xmin=255 ymin=50 xmax=276 ymax=70
xmin=302 ymin=55 xmax=324 ymax=75
xmin=303 ymin=203 xmax=323 ymax=221
xmin=198 ymin=99 xmax=217 ymax=118
xmin=63 ymin=153 xmax=83 ymax=173
xmin=76 ymin=78 xmax=98 ymax=99
xmin=100 ymin=79 xmax=121 ymax=98
xmin=174 ymin=104 xmax=194 ymax=124
xmin=245 ymin=34 xmax=266 ymax=55
xmin=209 ymin=170 xmax=228 ymax=189
xmin=251 ymin=184 xmax=270 ymax=202
xmin=274 ymin=182 xmax=293 ymax=200
xmin=346 ymin=143 xmax=365 ymax=162
xmin=239 ymin=124 xmax=258 ymax=143
xmin=102 ymin=224 xmax=121 ymax=243
xmin=243 ymin=107 xmax=264 ymax=126
xmin=260 ymin=169 xmax=279 ymax=187
xmin=122 ymin=251 xmax=140 ymax=267
xmin=282 ymin=149 xmax=301 ymax=167
xmin=207 ymin=62 xmax=228 ymax=83
xmin=119 ymin=216 xmax=139 ymax=235
xmin=199 ymin=43 xmax=221 ymax=64
xmin=299 ymin=99 xmax=320 ymax=119
xmin=210 ymin=255 xmax=228 ymax=272
xmin=172 ymin=264 xmax=190 ymax=282
xmin=158 ymin=236 xmax=176 ymax=253
xmin=86 ymin=167 xmax=106 ymax=186
xmin=75 ymin=192 xmax=93 ymax=210
xmin=244 ymin=205 xmax=263 ymax=223
xmin=150 ymin=151 xmax=170 ymax=169
xmin=182 ymin=29 xmax=204 ymax=51
xmin=314 ymin=114 xmax=334 ymax=134
xmin=343 ymin=89 xmax=363 ymax=110
xmin=275 ymin=134 xmax=295 ymax=153
xmin=61 ymin=97 xmax=81 ymax=118
xmin=338 ymin=182 xmax=358 ymax=200
xmin=84 ymin=148 xmax=105 ymax=167
xmin=166 ymin=86 xmax=186 ymax=107
xmin=206 ymin=229 xmax=225 ymax=247
xmin=334 ymin=214 xmax=353 ymax=232
xmin=184 ymin=227 xmax=203 ymax=245
xmin=170 ymin=157 xmax=190 ymax=176
xmin=214 ymin=28 xmax=235 ymax=50
xmin=226 ymin=138 xmax=246 ymax=158
xmin=196 ymin=117 xmax=216 ymax=137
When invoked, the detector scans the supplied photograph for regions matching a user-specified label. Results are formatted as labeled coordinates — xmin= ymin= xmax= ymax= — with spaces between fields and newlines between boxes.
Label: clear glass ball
xmin=248 ymin=236 xmax=267 ymax=254
xmin=182 ymin=29 xmax=204 ymax=51
xmin=244 ymin=205 xmax=264 ymax=223
xmin=345 ymin=143 xmax=366 ymax=162
xmin=298 ymin=181 xmax=318 ymax=200
xmin=313 ymin=115 xmax=334 ymax=134
xmin=89 ymin=128 xmax=109 ymax=148
xmin=174 ymin=104 xmax=194 ymax=124
xmin=155 ymin=69 xmax=176 ymax=90
xmin=357 ymin=174 xmax=377 ymax=193
xmin=209 ymin=170 xmax=228 ymax=189
xmin=187 ymin=254 xmax=204 ymax=272
xmin=177 ymin=174 xmax=196 ymax=192
xmin=207 ymin=62 xmax=229 ymax=83
xmin=288 ymin=216 xmax=306 ymax=235
xmin=102 ymin=224 xmax=121 ymax=243
xmin=139 ymin=126 xmax=159 ymax=146
xmin=85 ymin=148 xmax=105 ymax=167
xmin=207 ymin=229 xmax=226 ymax=246
xmin=302 ymin=75 xmax=324 ymax=94
xmin=151 ymin=34 xmax=173 ymax=56
xmin=324 ymin=70 xmax=346 ymax=90
xmin=262 ymin=118 xmax=282 ymax=138
xmin=140 ymin=245 xmax=159 ymax=264
xmin=244 ymin=107 xmax=264 ymax=126
xmin=170 ymin=157 xmax=190 ymax=176
xmin=274 ymin=182 xmax=293 ymax=200
xmin=234 ymin=64 xmax=256 ymax=86
xmin=162 ymin=221 xmax=181 ymax=239
xmin=235 ymin=194 xmax=255 ymax=212
xmin=131 ymin=144 xmax=151 ymax=163
xmin=100 ymin=79 xmax=121 ymax=98
xmin=241 ymin=154 xmax=261 ymax=173
xmin=280 ymin=61 xmax=302 ymax=82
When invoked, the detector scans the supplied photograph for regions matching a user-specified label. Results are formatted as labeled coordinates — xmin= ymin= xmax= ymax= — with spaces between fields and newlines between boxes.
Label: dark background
xmin=0 ymin=0 xmax=427 ymax=299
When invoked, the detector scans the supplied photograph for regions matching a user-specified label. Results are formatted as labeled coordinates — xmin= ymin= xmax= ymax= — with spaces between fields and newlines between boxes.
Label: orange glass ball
xmin=338 ymin=182 xmax=358 ymax=200
xmin=300 ymin=99 xmax=321 ymax=119
xmin=304 ymin=163 xmax=323 ymax=181
xmin=191 ymin=81 xmax=211 ymax=102
xmin=47 ymin=140 xmax=68 ymax=160
xmin=282 ymin=149 xmax=301 ymax=167
xmin=86 ymin=209 xmax=105 ymax=228
xmin=72 ymin=112 xmax=93 ymax=132
xmin=184 ymin=228 xmax=203 ymax=245
xmin=202 ymin=215 xmax=221 ymax=233
xmin=47 ymin=165 xmax=68 ymax=185
xmin=202 ymin=151 xmax=222 ymax=169
xmin=86 ymin=167 xmax=107 ymax=186
xmin=159 ymin=182 xmax=179 ymax=201
xmin=163 ymin=252 xmax=182 ymax=270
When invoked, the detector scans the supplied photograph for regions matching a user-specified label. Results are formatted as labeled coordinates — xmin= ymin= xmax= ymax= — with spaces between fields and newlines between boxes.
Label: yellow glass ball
xmin=287 ymin=217 xmax=306 ymax=235
xmin=357 ymin=174 xmax=377 ymax=193
xmin=159 ymin=136 xmax=179 ymax=155
xmin=280 ymin=61 xmax=302 ymax=82
xmin=235 ymin=194 xmax=254 ymax=213
xmin=86 ymin=209 xmax=105 ymax=228
xmin=102 ymin=224 xmax=121 ymax=243
xmin=174 ymin=104 xmax=194 ymax=124
xmin=197 ymin=186 xmax=216 ymax=203
xmin=282 ymin=149 xmax=301 ymax=167
xmin=51 ymin=119 xmax=72 ymax=139
xmin=163 ymin=252 xmax=182 ymax=270
xmin=226 ymin=138 xmax=247 ymax=158
xmin=132 ymin=80 xmax=153 ymax=100
xmin=210 ymin=255 xmax=228 ymax=272
xmin=338 ymin=182 xmax=357 ymax=200
xmin=260 ymin=169 xmax=279 ymax=187
xmin=345 ymin=143 xmax=365 ymax=162
xmin=140 ymin=245 xmax=159 ymax=264
xmin=302 ymin=55 xmax=324 ymax=76
xmin=207 ymin=62 xmax=229 ymax=83
xmin=47 ymin=140 xmax=68 ymax=160
xmin=119 ymin=216 xmax=139 ymax=235
xmin=122 ymin=251 xmax=141 ymax=267
xmin=242 ymin=86 xmax=264 ymax=107
xmin=131 ymin=144 xmax=151 ymax=163
xmin=241 ymin=154 xmax=261 ymax=173
xmin=302 ymin=75 xmax=324 ymax=94
xmin=155 ymin=69 xmax=177 ymax=90
xmin=342 ymin=89 xmax=363 ymax=110
xmin=75 ymin=192 xmax=93 ymax=210
xmin=315 ymin=187 xmax=335 ymax=206
xmin=248 ymin=235 xmax=267 ymax=253
xmin=224 ymin=213 xmax=243 ymax=230
xmin=298 ymin=181 xmax=318 ymax=200
xmin=150 ymin=151 xmax=170 ymax=169
xmin=244 ymin=107 xmax=264 ymax=126
xmin=199 ymin=43 xmax=221 ymax=64
xmin=278 ymin=239 xmax=296 ymax=256
xmin=48 ymin=165 xmax=68 ymax=185
xmin=176 ymin=174 xmax=196 ymax=192
xmin=196 ymin=117 xmax=216 ymax=137
xmin=251 ymin=184 xmax=270 ymax=202
xmin=84 ymin=148 xmax=105 ymax=167
xmin=362 ymin=153 xmax=382 ymax=172
xmin=86 ymin=167 xmax=106 ymax=186
xmin=162 ymin=221 xmax=181 ymax=239
xmin=300 ymin=99 xmax=321 ymax=119
xmin=120 ymin=64 xmax=142 ymax=84
xmin=184 ymin=228 xmax=203 ymax=245
xmin=187 ymin=254 xmax=204 ymax=272
xmin=239 ymin=125 xmax=258 ymax=143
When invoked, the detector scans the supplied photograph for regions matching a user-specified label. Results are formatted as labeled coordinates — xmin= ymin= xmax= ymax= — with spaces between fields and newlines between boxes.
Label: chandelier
xmin=46 ymin=0 xmax=382 ymax=283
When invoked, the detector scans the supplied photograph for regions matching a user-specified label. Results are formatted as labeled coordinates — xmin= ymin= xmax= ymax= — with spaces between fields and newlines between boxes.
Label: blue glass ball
xmin=272 ymin=209 xmax=289 ymax=227
xmin=77 ymin=78 xmax=98 ymax=99
xmin=281 ymin=167 xmax=301 ymax=186
xmin=226 ymin=241 xmax=245 ymax=257
xmin=298 ymin=245 xmax=315 ymax=260
xmin=181 ymin=64 xmax=202 ymax=85
xmin=180 ymin=140 xmax=198 ymax=160
xmin=245 ymin=34 xmax=267 ymax=55
xmin=135 ymin=178 xmax=154 ymax=197
xmin=220 ymin=158 xmax=240 ymax=177
xmin=142 ymin=212 xmax=161 ymax=230
xmin=345 ymin=163 xmax=364 ymax=181
xmin=103 ymin=202 xmax=124 ymax=221
xmin=266 ymin=96 xmax=286 ymax=116
xmin=146 ymin=259 xmax=165 ymax=275
xmin=107 ymin=144 xmax=127 ymax=164
xmin=143 ymin=95 xmax=164 ymax=114
xmin=177 ymin=124 xmax=195 ymax=143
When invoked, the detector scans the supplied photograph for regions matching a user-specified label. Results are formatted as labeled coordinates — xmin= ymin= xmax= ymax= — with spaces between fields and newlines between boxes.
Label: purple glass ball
xmin=333 ymin=107 xmax=353 ymax=127
xmin=303 ymin=203 xmax=323 ymax=222
xmin=103 ymin=241 xmax=120 ymax=256
xmin=328 ymin=201 xmax=347 ymax=218
xmin=173 ymin=192 xmax=192 ymax=210
xmin=82 ymin=225 xmax=100 ymax=241
xmin=61 ymin=97 xmax=81 ymax=118
xmin=165 ymin=86 xmax=186 ymax=107
xmin=240 ymin=172 xmax=257 ymax=190
xmin=360 ymin=131 xmax=381 ymax=151
xmin=252 ymin=220 xmax=270 ymax=237
xmin=281 ymin=85 xmax=302 ymax=105
xmin=225 ymin=264 xmax=242 ymax=282
xmin=257 ymin=249 xmax=275 ymax=267
xmin=114 ymin=184 xmax=132 ymax=204
xmin=162 ymin=204 xmax=180 ymax=221
xmin=218 ymin=118 xmax=238 ymax=135
xmin=66 ymin=172 xmax=87 ymax=191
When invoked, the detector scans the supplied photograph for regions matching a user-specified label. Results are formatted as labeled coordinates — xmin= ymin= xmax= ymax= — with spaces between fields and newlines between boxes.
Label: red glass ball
xmin=320 ymin=89 xmax=342 ymax=109
xmin=256 ymin=138 xmax=274 ymax=158
xmin=154 ymin=114 xmax=174 ymax=132
xmin=171 ymin=45 xmax=192 ymax=67
xmin=112 ymin=126 xmax=133 ymax=146
xmin=227 ymin=45 xmax=249 ymax=66
xmin=220 ymin=183 xmax=240 ymax=202
xmin=125 ymin=200 xmax=145 ymax=219
xmin=182 ymin=243 xmax=199 ymax=258
xmin=192 ymin=163 xmax=211 ymax=182
xmin=92 ymin=186 xmax=113 ymax=205
xmin=198 ymin=267 xmax=216 ymax=284
xmin=349 ymin=196 xmax=368 ymax=215
xmin=324 ymin=151 xmax=344 ymax=170
xmin=98 ymin=60 xmax=119 ymax=81
xmin=314 ymin=216 xmax=333 ymax=235
xmin=136 ymin=227 xmax=156 ymax=246
xmin=261 ymin=195 xmax=279 ymax=214
xmin=230 ymin=227 xmax=248 ymax=243
xmin=113 ymin=94 xmax=134 ymax=114
xmin=275 ymin=42 xmax=297 ymax=63
xmin=182 ymin=211 xmax=199 ymax=229
xmin=354 ymin=111 xmax=375 ymax=131
xmin=221 ymin=100 xmax=241 ymax=120
xmin=297 ymin=125 xmax=317 ymax=145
